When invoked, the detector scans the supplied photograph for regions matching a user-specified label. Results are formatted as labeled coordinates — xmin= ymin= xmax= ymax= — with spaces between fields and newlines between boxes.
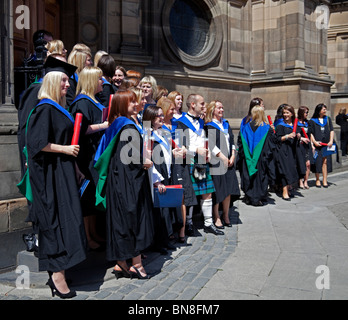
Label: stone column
xmin=120 ymin=0 xmax=143 ymax=54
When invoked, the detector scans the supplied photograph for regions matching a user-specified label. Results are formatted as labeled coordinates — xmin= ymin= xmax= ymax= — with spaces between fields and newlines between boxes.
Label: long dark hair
xmin=298 ymin=106 xmax=309 ymax=122
xmin=312 ymin=103 xmax=327 ymax=119
xmin=275 ymin=104 xmax=288 ymax=122
xmin=245 ymin=97 xmax=263 ymax=123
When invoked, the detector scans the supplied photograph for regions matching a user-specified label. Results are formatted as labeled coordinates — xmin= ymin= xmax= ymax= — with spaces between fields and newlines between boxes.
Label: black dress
xmin=309 ymin=117 xmax=334 ymax=173
xmin=26 ymin=100 xmax=87 ymax=272
xmin=237 ymin=121 xmax=276 ymax=204
xmin=205 ymin=120 xmax=240 ymax=205
xmin=275 ymin=122 xmax=301 ymax=186
xmin=105 ymin=123 xmax=154 ymax=261
xmin=70 ymin=95 xmax=106 ymax=217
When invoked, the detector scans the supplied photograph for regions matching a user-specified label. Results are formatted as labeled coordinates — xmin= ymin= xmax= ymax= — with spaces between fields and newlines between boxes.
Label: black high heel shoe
xmin=46 ymin=276 xmax=76 ymax=299
xmin=221 ymin=218 xmax=232 ymax=228
xmin=112 ymin=264 xmax=130 ymax=279
xmin=129 ymin=266 xmax=151 ymax=280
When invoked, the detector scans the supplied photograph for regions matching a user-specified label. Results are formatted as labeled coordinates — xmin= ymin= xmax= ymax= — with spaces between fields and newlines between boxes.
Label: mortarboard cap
xmin=44 ymin=56 xmax=77 ymax=78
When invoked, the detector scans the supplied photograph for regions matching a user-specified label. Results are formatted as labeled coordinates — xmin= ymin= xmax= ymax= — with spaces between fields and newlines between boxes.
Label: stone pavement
xmin=0 ymin=169 xmax=348 ymax=301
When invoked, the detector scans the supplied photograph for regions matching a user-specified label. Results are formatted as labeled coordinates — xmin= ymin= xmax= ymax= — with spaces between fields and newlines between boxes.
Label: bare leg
xmin=304 ymin=160 xmax=310 ymax=188
xmin=213 ymin=203 xmax=223 ymax=227
xmin=315 ymin=173 xmax=321 ymax=187
xmin=179 ymin=201 xmax=186 ymax=239
xmin=322 ymin=157 xmax=328 ymax=186
xmin=222 ymin=196 xmax=231 ymax=224
xmin=282 ymin=185 xmax=290 ymax=199
xmin=52 ymin=270 xmax=70 ymax=294
xmin=131 ymin=255 xmax=148 ymax=277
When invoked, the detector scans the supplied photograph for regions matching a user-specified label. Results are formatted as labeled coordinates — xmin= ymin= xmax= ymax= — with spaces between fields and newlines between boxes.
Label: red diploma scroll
xmin=71 ymin=113 xmax=83 ymax=145
xmin=301 ymin=127 xmax=309 ymax=139
xmin=165 ymin=185 xmax=183 ymax=189
xmin=108 ymin=94 xmax=114 ymax=108
xmin=320 ymin=142 xmax=328 ymax=146
xmin=293 ymin=118 xmax=298 ymax=133
xmin=171 ymin=138 xmax=178 ymax=149
xmin=267 ymin=115 xmax=273 ymax=126
xmin=267 ymin=115 xmax=276 ymax=133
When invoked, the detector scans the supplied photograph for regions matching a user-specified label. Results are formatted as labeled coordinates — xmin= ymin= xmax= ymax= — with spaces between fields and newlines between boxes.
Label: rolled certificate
xmin=293 ymin=118 xmax=298 ymax=133
xmin=267 ymin=115 xmax=275 ymax=133
xmin=301 ymin=127 xmax=309 ymax=139
xmin=72 ymin=113 xmax=83 ymax=145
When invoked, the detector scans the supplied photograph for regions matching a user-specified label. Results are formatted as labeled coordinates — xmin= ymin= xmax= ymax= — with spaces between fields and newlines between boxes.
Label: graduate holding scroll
xmin=237 ymin=105 xmax=276 ymax=206
xmin=24 ymin=57 xmax=86 ymax=299
xmin=275 ymin=105 xmax=302 ymax=200
xmin=69 ymin=67 xmax=109 ymax=251
xmin=309 ymin=104 xmax=335 ymax=188
xmin=205 ymin=100 xmax=240 ymax=227
xmin=94 ymin=90 xmax=154 ymax=280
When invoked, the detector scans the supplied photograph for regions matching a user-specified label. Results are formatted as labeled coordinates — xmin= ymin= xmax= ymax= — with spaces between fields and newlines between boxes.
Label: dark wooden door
xmin=13 ymin=0 xmax=60 ymax=67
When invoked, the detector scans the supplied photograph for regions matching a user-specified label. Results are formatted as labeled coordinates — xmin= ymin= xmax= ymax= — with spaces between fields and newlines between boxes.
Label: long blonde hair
xmin=76 ymin=67 xmax=103 ymax=102
xmin=46 ymin=40 xmax=66 ymax=58
xmin=251 ymin=105 xmax=266 ymax=126
xmin=68 ymin=49 xmax=91 ymax=74
xmin=205 ymin=100 xmax=220 ymax=124
xmin=38 ymin=71 xmax=66 ymax=106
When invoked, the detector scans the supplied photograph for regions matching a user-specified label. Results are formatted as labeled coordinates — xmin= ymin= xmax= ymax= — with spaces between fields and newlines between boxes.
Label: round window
xmin=162 ymin=0 xmax=223 ymax=67
xmin=169 ymin=0 xmax=211 ymax=56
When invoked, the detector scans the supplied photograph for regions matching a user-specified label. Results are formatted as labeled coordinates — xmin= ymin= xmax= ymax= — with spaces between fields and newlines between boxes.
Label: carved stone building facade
xmin=1 ymin=0 xmax=348 ymax=270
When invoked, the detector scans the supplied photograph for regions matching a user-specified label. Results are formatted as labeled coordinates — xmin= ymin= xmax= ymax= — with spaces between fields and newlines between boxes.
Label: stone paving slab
xmin=1 ymin=169 xmax=348 ymax=300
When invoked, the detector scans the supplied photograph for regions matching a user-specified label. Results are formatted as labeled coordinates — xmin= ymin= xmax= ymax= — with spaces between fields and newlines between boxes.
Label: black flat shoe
xmin=214 ymin=223 xmax=225 ymax=230
xmin=282 ymin=196 xmax=291 ymax=201
xmin=112 ymin=264 xmax=130 ymax=279
xmin=204 ymin=224 xmax=224 ymax=236
xmin=46 ymin=277 xmax=76 ymax=299
xmin=129 ymin=266 xmax=151 ymax=280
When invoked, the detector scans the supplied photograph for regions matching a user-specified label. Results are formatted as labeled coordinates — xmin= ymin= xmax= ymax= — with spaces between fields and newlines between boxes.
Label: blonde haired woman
xmin=139 ymin=75 xmax=158 ymax=108
xmin=237 ymin=105 xmax=276 ymax=206
xmin=205 ymin=101 xmax=240 ymax=228
xmin=66 ymin=46 xmax=93 ymax=105
xmin=94 ymin=50 xmax=108 ymax=68
xmin=25 ymin=60 xmax=86 ymax=299
xmin=45 ymin=40 xmax=67 ymax=58
xmin=70 ymin=67 xmax=109 ymax=251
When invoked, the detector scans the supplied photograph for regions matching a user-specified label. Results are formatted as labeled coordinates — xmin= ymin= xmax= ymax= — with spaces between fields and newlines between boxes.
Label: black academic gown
xmin=96 ymin=82 xmax=115 ymax=108
xmin=237 ymin=122 xmax=276 ymax=204
xmin=66 ymin=76 xmax=78 ymax=107
xmin=309 ymin=117 xmax=334 ymax=173
xmin=275 ymin=123 xmax=301 ymax=186
xmin=26 ymin=102 xmax=87 ymax=272
xmin=17 ymin=82 xmax=41 ymax=177
xmin=70 ymin=96 xmax=105 ymax=217
xmin=205 ymin=121 xmax=240 ymax=205
xmin=105 ymin=124 xmax=154 ymax=261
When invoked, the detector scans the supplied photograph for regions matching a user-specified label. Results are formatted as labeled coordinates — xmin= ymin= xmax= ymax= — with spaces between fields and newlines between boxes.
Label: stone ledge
xmin=0 ymin=198 xmax=30 ymax=234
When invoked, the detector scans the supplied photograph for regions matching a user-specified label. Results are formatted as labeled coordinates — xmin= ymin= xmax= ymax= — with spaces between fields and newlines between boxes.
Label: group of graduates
xmin=16 ymin=36 xmax=338 ymax=299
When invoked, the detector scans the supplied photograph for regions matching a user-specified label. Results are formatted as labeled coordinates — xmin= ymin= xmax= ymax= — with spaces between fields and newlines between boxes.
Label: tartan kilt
xmin=189 ymin=164 xmax=216 ymax=196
